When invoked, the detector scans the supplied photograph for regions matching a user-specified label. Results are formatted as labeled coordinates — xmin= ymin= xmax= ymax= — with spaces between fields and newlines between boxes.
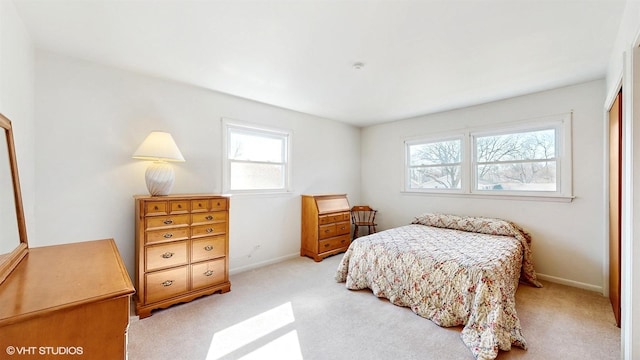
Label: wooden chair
xmin=351 ymin=205 xmax=378 ymax=239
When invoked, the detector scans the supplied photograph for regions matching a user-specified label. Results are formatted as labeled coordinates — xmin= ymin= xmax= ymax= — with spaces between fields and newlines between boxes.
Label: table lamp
xmin=132 ymin=131 xmax=185 ymax=196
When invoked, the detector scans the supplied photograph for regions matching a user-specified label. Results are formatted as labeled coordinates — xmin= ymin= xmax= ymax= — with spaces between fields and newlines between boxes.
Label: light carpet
xmin=127 ymin=254 xmax=620 ymax=360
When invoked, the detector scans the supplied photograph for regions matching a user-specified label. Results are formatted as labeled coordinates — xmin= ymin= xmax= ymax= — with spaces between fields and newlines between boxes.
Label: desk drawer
xmin=191 ymin=259 xmax=226 ymax=290
xmin=145 ymin=266 xmax=188 ymax=304
xmin=192 ymin=236 xmax=226 ymax=262
xmin=319 ymin=220 xmax=351 ymax=239
xmin=144 ymin=201 xmax=168 ymax=216
xmin=319 ymin=235 xmax=350 ymax=253
xmin=169 ymin=200 xmax=189 ymax=214
xmin=191 ymin=199 xmax=210 ymax=213
xmin=146 ymin=227 xmax=190 ymax=244
xmin=146 ymin=242 xmax=189 ymax=272
xmin=192 ymin=223 xmax=226 ymax=238
xmin=318 ymin=224 xmax=336 ymax=239
xmin=146 ymin=214 xmax=190 ymax=230
xmin=335 ymin=221 xmax=350 ymax=236
xmin=319 ymin=212 xmax=348 ymax=225
xmin=192 ymin=211 xmax=227 ymax=225
xmin=210 ymin=198 xmax=228 ymax=211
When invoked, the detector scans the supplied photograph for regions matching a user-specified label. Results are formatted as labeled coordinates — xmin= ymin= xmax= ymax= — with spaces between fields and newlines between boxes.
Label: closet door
xmin=609 ymin=90 xmax=622 ymax=328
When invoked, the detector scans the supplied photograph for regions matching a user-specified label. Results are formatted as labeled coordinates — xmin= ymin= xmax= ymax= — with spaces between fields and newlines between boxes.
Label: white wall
xmin=34 ymin=50 xmax=361 ymax=277
xmin=606 ymin=1 xmax=640 ymax=101
xmin=0 ymin=0 xmax=36 ymax=242
xmin=361 ymin=80 xmax=605 ymax=291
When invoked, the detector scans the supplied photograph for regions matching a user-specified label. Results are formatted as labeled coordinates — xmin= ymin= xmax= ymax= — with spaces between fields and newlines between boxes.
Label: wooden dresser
xmin=301 ymin=194 xmax=351 ymax=261
xmin=134 ymin=194 xmax=231 ymax=318
xmin=0 ymin=239 xmax=135 ymax=359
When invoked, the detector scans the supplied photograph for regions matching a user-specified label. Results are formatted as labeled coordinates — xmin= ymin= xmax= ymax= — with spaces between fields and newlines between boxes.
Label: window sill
xmin=223 ymin=190 xmax=295 ymax=198
xmin=400 ymin=190 xmax=575 ymax=203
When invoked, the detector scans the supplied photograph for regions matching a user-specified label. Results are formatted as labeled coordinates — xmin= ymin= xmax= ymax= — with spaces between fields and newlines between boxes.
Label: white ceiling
xmin=12 ymin=0 xmax=627 ymax=127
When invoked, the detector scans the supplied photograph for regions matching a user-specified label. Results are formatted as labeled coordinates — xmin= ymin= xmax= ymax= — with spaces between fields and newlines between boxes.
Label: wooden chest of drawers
xmin=0 ymin=239 xmax=134 ymax=359
xmin=134 ymin=194 xmax=231 ymax=318
xmin=301 ymin=194 xmax=351 ymax=262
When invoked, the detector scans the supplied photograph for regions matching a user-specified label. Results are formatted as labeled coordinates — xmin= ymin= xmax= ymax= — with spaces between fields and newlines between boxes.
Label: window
xmin=473 ymin=128 xmax=557 ymax=193
xmin=406 ymin=137 xmax=463 ymax=191
xmin=222 ymin=119 xmax=291 ymax=194
xmin=403 ymin=113 xmax=572 ymax=200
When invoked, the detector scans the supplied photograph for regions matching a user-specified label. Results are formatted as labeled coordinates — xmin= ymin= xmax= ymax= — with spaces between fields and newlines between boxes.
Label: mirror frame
xmin=0 ymin=113 xmax=28 ymax=285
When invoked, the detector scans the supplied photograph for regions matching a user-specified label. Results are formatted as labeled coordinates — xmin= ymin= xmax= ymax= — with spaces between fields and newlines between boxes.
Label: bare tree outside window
xmin=475 ymin=128 xmax=557 ymax=191
xmin=407 ymin=139 xmax=462 ymax=189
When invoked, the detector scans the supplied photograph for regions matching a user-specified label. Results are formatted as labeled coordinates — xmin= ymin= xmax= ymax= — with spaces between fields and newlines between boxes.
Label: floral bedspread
xmin=335 ymin=213 xmax=542 ymax=360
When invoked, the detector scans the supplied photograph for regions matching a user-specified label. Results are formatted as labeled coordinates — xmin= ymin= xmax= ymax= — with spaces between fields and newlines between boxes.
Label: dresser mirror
xmin=0 ymin=113 xmax=28 ymax=285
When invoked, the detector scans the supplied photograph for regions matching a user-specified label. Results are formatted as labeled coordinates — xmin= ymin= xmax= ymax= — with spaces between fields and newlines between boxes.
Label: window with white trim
xmin=406 ymin=137 xmax=463 ymax=191
xmin=473 ymin=127 xmax=557 ymax=193
xmin=403 ymin=113 xmax=572 ymax=200
xmin=222 ymin=119 xmax=291 ymax=194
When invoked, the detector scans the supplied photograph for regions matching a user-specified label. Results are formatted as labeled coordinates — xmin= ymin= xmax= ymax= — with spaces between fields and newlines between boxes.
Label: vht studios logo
xmin=6 ymin=346 xmax=84 ymax=356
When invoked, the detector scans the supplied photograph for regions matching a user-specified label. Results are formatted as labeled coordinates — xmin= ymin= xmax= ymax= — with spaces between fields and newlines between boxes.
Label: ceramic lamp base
xmin=145 ymin=161 xmax=175 ymax=196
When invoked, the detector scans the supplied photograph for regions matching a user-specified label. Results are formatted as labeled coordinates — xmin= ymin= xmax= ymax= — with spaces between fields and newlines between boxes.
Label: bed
xmin=335 ymin=213 xmax=542 ymax=360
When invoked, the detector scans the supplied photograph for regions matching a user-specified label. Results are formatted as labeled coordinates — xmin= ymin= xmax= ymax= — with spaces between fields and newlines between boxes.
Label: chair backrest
xmin=351 ymin=205 xmax=377 ymax=224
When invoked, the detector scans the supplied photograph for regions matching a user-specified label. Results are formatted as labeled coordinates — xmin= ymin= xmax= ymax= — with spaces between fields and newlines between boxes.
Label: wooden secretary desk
xmin=301 ymin=194 xmax=351 ymax=261
xmin=0 ymin=113 xmax=135 ymax=359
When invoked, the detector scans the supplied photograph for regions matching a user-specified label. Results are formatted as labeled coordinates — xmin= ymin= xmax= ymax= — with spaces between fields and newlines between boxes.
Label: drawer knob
xmin=163 ymin=233 xmax=173 ymax=238
xmin=163 ymin=219 xmax=173 ymax=225
xmin=206 ymin=228 xmax=213 ymax=233
xmin=324 ymin=243 xmax=330 ymax=248
xmin=162 ymin=252 xmax=174 ymax=259
xmin=205 ymin=215 xmax=214 ymax=221
xmin=161 ymin=280 xmax=174 ymax=287
xmin=178 ymin=204 xmax=182 ymax=208
xmin=204 ymin=245 xmax=214 ymax=251
xmin=204 ymin=270 xmax=214 ymax=276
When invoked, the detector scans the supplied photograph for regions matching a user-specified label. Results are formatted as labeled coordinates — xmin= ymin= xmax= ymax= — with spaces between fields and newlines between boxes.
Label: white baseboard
xmin=229 ymin=253 xmax=300 ymax=275
xmin=536 ymin=273 xmax=603 ymax=294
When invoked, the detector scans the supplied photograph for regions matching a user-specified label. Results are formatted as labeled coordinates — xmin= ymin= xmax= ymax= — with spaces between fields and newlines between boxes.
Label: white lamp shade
xmin=132 ymin=131 xmax=185 ymax=162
